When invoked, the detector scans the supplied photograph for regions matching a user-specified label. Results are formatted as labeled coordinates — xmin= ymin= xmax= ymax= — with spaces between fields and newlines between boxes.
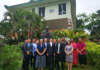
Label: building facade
xmin=5 ymin=0 xmax=76 ymax=30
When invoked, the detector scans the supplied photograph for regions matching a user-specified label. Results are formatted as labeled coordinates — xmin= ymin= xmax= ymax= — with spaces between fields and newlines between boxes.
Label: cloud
xmin=0 ymin=0 xmax=29 ymax=22
xmin=76 ymin=0 xmax=100 ymax=15
xmin=0 ymin=0 xmax=100 ymax=22
xmin=0 ymin=0 xmax=11 ymax=21
xmin=10 ymin=0 xmax=29 ymax=5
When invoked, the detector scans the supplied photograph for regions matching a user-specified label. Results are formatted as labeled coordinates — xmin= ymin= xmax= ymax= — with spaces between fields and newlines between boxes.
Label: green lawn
xmin=19 ymin=60 xmax=98 ymax=70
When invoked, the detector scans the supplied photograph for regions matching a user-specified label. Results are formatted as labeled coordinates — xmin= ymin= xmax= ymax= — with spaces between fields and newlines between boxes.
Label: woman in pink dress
xmin=71 ymin=39 xmax=78 ymax=66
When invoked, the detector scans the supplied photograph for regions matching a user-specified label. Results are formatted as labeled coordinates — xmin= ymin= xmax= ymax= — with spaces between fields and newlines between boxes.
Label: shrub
xmin=85 ymin=42 xmax=100 ymax=69
xmin=51 ymin=30 xmax=66 ymax=39
xmin=0 ymin=42 xmax=24 ymax=70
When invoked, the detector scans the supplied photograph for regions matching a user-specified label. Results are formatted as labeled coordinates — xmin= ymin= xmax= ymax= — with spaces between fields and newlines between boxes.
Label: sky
xmin=0 ymin=0 xmax=100 ymax=33
xmin=0 ymin=0 xmax=100 ymax=21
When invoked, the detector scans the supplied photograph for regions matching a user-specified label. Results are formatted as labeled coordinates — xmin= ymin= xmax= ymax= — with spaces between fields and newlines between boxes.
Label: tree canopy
xmin=76 ymin=10 xmax=100 ymax=37
xmin=0 ymin=9 xmax=46 ymax=43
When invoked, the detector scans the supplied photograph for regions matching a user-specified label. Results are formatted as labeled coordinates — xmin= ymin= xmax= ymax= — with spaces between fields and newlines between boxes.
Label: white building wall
xmin=25 ymin=0 xmax=72 ymax=21
xmin=24 ymin=0 xmax=73 ymax=29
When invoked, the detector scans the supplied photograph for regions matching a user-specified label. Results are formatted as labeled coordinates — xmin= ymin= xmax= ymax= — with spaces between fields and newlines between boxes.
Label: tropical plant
xmin=60 ymin=29 xmax=89 ymax=42
xmin=0 ymin=9 xmax=46 ymax=44
xmin=51 ymin=30 xmax=67 ymax=39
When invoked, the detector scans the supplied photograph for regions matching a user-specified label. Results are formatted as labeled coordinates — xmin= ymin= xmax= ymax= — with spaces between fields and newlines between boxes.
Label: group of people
xmin=22 ymin=37 xmax=87 ymax=70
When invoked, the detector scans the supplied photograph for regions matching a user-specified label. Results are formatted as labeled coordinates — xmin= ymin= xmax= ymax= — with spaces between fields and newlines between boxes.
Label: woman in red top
xmin=71 ymin=39 xmax=78 ymax=66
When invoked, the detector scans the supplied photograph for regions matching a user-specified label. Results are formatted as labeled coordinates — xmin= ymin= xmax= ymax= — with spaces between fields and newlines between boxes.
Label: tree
xmin=0 ymin=9 xmax=46 ymax=43
xmin=85 ymin=10 xmax=100 ymax=37
xmin=76 ymin=13 xmax=89 ymax=30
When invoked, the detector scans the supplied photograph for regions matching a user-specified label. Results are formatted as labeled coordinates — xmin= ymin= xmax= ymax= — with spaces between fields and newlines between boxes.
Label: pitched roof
xmin=4 ymin=0 xmax=46 ymax=10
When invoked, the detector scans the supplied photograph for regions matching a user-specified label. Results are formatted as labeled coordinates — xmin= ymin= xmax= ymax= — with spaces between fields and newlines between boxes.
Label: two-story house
xmin=4 ymin=0 xmax=76 ymax=30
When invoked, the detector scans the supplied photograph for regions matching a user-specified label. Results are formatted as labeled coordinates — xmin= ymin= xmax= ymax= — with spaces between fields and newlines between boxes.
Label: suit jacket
xmin=21 ymin=43 xmax=26 ymax=55
xmin=47 ymin=42 xmax=56 ymax=55
xmin=55 ymin=43 xmax=64 ymax=55
xmin=24 ymin=43 xmax=33 ymax=55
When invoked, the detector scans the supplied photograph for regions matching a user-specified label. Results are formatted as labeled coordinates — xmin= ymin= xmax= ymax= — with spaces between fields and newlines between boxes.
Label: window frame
xmin=39 ymin=7 xmax=45 ymax=17
xmin=58 ymin=3 xmax=66 ymax=15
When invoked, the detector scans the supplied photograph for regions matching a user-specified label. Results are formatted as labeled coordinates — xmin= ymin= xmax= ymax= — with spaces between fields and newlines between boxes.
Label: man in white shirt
xmin=47 ymin=38 xmax=56 ymax=70
xmin=53 ymin=39 xmax=57 ymax=68
xmin=56 ymin=38 xmax=64 ymax=70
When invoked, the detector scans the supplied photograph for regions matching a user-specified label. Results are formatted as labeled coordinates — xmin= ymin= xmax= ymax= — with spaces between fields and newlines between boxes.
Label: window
xmin=32 ymin=9 xmax=35 ymax=12
xmin=59 ymin=3 xmax=66 ymax=15
xmin=39 ymin=7 xmax=45 ymax=17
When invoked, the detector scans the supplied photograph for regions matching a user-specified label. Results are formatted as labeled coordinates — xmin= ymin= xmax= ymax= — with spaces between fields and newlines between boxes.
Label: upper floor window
xmin=39 ymin=7 xmax=45 ymax=17
xmin=59 ymin=3 xmax=66 ymax=15
xmin=32 ymin=9 xmax=35 ymax=12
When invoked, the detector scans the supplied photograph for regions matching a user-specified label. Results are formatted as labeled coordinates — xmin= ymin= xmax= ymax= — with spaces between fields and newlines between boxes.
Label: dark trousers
xmin=56 ymin=54 xmax=64 ymax=70
xmin=23 ymin=55 xmax=31 ymax=70
xmin=46 ymin=55 xmax=48 ymax=67
xmin=30 ymin=55 xmax=33 ymax=67
xmin=33 ymin=52 xmax=36 ymax=69
xmin=55 ymin=55 xmax=57 ymax=68
xmin=63 ymin=52 xmax=65 ymax=62
xmin=48 ymin=55 xmax=54 ymax=70
xmin=45 ymin=52 xmax=48 ymax=68
xmin=22 ymin=54 xmax=25 ymax=69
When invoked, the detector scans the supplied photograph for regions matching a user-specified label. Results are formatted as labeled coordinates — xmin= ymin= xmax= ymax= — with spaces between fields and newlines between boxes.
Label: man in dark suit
xmin=56 ymin=38 xmax=64 ymax=70
xmin=47 ymin=38 xmax=56 ymax=70
xmin=24 ymin=38 xmax=33 ymax=70
xmin=53 ymin=39 xmax=57 ymax=68
xmin=21 ymin=40 xmax=28 ymax=55
xmin=61 ymin=37 xmax=67 ymax=68
xmin=44 ymin=38 xmax=48 ymax=68
xmin=22 ymin=40 xmax=28 ymax=69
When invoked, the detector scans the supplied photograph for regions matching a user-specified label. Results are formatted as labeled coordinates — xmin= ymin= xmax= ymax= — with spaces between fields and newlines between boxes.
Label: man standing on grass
xmin=22 ymin=40 xmax=28 ymax=69
xmin=61 ymin=37 xmax=67 ymax=68
xmin=47 ymin=38 xmax=56 ymax=70
xmin=56 ymin=38 xmax=64 ymax=70
xmin=32 ymin=39 xmax=36 ymax=69
xmin=32 ymin=39 xmax=39 ymax=70
xmin=53 ymin=39 xmax=57 ymax=68
xmin=44 ymin=38 xmax=48 ymax=68
xmin=24 ymin=38 xmax=33 ymax=70
xmin=76 ymin=38 xmax=87 ymax=69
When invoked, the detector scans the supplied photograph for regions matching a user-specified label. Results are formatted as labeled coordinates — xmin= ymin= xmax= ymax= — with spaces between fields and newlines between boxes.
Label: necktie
xmin=58 ymin=44 xmax=60 ymax=52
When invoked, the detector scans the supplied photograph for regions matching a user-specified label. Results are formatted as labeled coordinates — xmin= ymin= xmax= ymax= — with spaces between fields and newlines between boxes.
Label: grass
xmin=19 ymin=60 xmax=98 ymax=70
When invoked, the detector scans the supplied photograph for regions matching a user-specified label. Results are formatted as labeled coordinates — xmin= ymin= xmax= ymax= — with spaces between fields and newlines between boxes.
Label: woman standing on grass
xmin=71 ymin=39 xmax=78 ymax=66
xmin=65 ymin=41 xmax=73 ymax=70
xmin=36 ymin=39 xmax=46 ymax=70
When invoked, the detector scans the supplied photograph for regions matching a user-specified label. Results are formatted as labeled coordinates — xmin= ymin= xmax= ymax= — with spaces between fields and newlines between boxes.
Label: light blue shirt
xmin=32 ymin=43 xmax=37 ymax=55
xmin=28 ymin=43 xmax=30 ymax=47
xmin=44 ymin=42 xmax=47 ymax=50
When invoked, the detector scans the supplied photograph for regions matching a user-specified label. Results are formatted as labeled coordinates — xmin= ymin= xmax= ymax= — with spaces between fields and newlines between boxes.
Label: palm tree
xmin=0 ymin=9 xmax=46 ymax=42
xmin=61 ymin=29 xmax=89 ymax=42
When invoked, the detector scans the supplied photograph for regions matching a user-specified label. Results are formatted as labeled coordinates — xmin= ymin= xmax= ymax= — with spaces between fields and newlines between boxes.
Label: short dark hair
xmin=28 ymin=38 xmax=31 ymax=40
xmin=62 ymin=37 xmax=65 ymax=39
xmin=50 ymin=38 xmax=52 ymax=39
xmin=79 ymin=38 xmax=82 ymax=40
